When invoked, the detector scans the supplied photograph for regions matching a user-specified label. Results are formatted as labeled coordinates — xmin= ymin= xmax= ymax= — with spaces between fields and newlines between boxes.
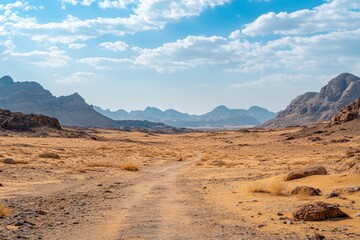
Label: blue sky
xmin=0 ymin=0 xmax=359 ymax=114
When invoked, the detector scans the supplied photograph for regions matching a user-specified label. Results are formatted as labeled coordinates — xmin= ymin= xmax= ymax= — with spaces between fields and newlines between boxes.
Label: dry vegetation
xmin=120 ymin=163 xmax=139 ymax=171
xmin=0 ymin=124 xmax=360 ymax=239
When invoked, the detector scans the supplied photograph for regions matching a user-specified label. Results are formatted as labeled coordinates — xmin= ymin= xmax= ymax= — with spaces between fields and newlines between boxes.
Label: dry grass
xmin=86 ymin=161 xmax=116 ymax=168
xmin=14 ymin=159 xmax=30 ymax=164
xmin=0 ymin=205 xmax=13 ymax=217
xmin=120 ymin=163 xmax=139 ymax=171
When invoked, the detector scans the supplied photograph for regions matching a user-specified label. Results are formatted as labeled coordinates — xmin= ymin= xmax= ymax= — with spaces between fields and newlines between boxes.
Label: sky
xmin=0 ymin=0 xmax=359 ymax=114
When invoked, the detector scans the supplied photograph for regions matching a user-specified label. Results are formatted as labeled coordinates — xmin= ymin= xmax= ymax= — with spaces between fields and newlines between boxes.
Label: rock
xmin=285 ymin=166 xmax=328 ymax=181
xmin=38 ymin=153 xmax=60 ymax=159
xmin=325 ymin=191 xmax=339 ymax=198
xmin=293 ymin=201 xmax=349 ymax=221
xmin=0 ymin=109 xmax=61 ymax=131
xmin=306 ymin=233 xmax=326 ymax=240
xmin=327 ymin=186 xmax=360 ymax=197
xmin=291 ymin=186 xmax=321 ymax=196
xmin=332 ymin=98 xmax=360 ymax=124
xmin=2 ymin=158 xmax=15 ymax=164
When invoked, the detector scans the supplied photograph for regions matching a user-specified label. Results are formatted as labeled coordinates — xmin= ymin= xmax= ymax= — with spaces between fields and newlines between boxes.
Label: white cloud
xmin=125 ymin=28 xmax=360 ymax=73
xmin=31 ymin=34 xmax=95 ymax=44
xmin=2 ymin=0 xmax=231 ymax=41
xmin=56 ymin=72 xmax=96 ymax=84
xmin=68 ymin=43 xmax=86 ymax=49
xmin=2 ymin=47 xmax=70 ymax=68
xmin=241 ymin=0 xmax=360 ymax=36
xmin=99 ymin=41 xmax=128 ymax=51
xmin=0 ymin=39 xmax=16 ymax=50
xmin=98 ymin=0 xmax=135 ymax=9
xmin=231 ymin=74 xmax=328 ymax=89
xmin=78 ymin=57 xmax=133 ymax=70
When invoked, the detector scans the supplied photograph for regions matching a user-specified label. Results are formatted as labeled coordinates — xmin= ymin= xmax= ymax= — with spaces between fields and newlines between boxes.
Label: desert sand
xmin=0 ymin=122 xmax=360 ymax=239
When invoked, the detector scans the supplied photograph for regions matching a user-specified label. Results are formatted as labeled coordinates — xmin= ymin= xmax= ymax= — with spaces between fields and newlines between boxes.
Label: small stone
xmin=291 ymin=186 xmax=321 ymax=196
xmin=326 ymin=191 xmax=339 ymax=198
xmin=2 ymin=158 xmax=15 ymax=164
xmin=306 ymin=233 xmax=325 ymax=240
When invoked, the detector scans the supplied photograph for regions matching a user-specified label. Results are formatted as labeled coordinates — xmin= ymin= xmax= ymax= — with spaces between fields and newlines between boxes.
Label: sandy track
xmin=51 ymin=159 xmax=199 ymax=240
xmin=64 ymin=158 xmax=261 ymax=240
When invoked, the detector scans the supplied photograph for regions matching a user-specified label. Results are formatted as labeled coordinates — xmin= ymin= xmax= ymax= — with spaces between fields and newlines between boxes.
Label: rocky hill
xmin=94 ymin=105 xmax=275 ymax=128
xmin=264 ymin=73 xmax=360 ymax=128
xmin=0 ymin=76 xmax=115 ymax=127
xmin=0 ymin=109 xmax=61 ymax=131
xmin=332 ymin=98 xmax=360 ymax=124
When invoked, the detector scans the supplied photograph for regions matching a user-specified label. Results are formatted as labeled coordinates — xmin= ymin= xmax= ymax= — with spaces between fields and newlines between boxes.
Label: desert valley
xmin=0 ymin=72 xmax=359 ymax=240
xmin=1 ymin=0 xmax=360 ymax=239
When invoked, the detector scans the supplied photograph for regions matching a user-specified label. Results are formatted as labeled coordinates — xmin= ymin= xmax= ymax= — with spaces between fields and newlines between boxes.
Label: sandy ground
xmin=0 ymin=123 xmax=360 ymax=239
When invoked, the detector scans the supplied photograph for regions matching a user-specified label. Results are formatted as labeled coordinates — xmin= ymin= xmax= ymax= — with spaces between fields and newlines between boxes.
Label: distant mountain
xmin=264 ymin=73 xmax=360 ymax=128
xmin=0 ymin=75 xmax=196 ymax=133
xmin=94 ymin=105 xmax=276 ymax=128
xmin=0 ymin=75 xmax=115 ymax=127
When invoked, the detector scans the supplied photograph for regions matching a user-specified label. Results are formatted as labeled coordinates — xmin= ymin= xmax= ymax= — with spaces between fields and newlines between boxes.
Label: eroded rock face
xmin=293 ymin=202 xmax=348 ymax=221
xmin=0 ymin=109 xmax=61 ymax=131
xmin=264 ymin=73 xmax=360 ymax=128
xmin=291 ymin=186 xmax=321 ymax=196
xmin=331 ymin=98 xmax=360 ymax=124
xmin=285 ymin=166 xmax=328 ymax=181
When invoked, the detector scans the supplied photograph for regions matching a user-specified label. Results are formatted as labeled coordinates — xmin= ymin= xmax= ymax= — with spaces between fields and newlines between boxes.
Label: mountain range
xmin=0 ymin=75 xmax=115 ymax=127
xmin=94 ymin=105 xmax=276 ymax=128
xmin=264 ymin=73 xmax=360 ymax=128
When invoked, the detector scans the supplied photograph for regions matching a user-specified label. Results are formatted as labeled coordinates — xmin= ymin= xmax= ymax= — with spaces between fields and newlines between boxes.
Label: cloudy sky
xmin=0 ymin=0 xmax=359 ymax=113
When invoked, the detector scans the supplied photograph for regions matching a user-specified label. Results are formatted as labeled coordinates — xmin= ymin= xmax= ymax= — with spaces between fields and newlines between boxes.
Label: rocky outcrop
xmin=293 ymin=202 xmax=348 ymax=221
xmin=285 ymin=166 xmax=328 ymax=181
xmin=264 ymin=73 xmax=360 ymax=128
xmin=0 ymin=109 xmax=61 ymax=131
xmin=331 ymin=98 xmax=360 ymax=124
xmin=0 ymin=76 xmax=115 ymax=127
xmin=291 ymin=186 xmax=321 ymax=196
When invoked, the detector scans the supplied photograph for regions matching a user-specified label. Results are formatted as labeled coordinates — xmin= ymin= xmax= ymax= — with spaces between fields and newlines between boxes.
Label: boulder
xmin=291 ymin=186 xmax=321 ymax=196
xmin=0 ymin=109 xmax=61 ymax=131
xmin=293 ymin=201 xmax=348 ymax=221
xmin=285 ymin=166 xmax=328 ymax=181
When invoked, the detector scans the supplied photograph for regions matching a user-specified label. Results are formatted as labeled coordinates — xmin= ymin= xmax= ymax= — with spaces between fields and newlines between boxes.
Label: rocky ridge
xmin=264 ymin=73 xmax=360 ymax=128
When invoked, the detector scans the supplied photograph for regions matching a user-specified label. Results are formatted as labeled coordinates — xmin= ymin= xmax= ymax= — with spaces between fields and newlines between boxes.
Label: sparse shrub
xmin=39 ymin=153 xmax=60 ymax=159
xmin=0 ymin=205 xmax=13 ymax=217
xmin=120 ymin=163 xmax=139 ymax=171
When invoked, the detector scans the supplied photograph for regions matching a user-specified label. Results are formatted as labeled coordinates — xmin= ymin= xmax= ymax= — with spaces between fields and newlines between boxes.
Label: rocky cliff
xmin=264 ymin=73 xmax=360 ymax=128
